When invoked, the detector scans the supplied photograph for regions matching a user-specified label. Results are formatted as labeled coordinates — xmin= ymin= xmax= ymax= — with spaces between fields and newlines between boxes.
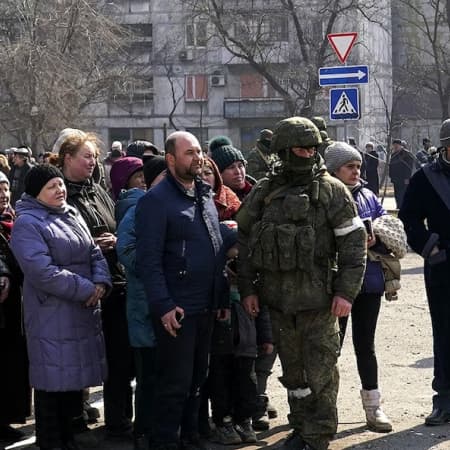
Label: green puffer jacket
xmin=236 ymin=168 xmax=367 ymax=314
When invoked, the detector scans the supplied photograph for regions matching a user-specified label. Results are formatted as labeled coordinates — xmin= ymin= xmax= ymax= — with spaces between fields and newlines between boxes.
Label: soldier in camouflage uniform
xmin=236 ymin=117 xmax=367 ymax=450
xmin=311 ymin=116 xmax=333 ymax=157
xmin=246 ymin=129 xmax=279 ymax=180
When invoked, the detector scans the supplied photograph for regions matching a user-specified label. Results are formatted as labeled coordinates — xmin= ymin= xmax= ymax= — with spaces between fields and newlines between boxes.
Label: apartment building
xmin=90 ymin=0 xmax=393 ymax=152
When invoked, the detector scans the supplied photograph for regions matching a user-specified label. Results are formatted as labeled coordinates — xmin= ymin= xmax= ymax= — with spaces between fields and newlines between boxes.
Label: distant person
xmin=246 ymin=129 xmax=278 ymax=180
xmin=8 ymin=147 xmax=33 ymax=207
xmin=416 ymin=138 xmax=436 ymax=168
xmin=399 ymin=119 xmax=450 ymax=426
xmin=126 ymin=140 xmax=161 ymax=160
xmin=104 ymin=141 xmax=124 ymax=193
xmin=311 ymin=116 xmax=333 ymax=157
xmin=364 ymin=142 xmax=380 ymax=195
xmin=389 ymin=139 xmax=415 ymax=209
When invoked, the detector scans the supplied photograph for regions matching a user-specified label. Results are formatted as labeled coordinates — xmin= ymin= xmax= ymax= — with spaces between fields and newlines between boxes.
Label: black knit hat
xmin=209 ymin=136 xmax=245 ymax=173
xmin=143 ymin=155 xmax=167 ymax=187
xmin=25 ymin=164 xmax=64 ymax=198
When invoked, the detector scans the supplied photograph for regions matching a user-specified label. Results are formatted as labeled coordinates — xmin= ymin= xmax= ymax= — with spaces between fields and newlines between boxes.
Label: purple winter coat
xmin=352 ymin=184 xmax=386 ymax=294
xmin=10 ymin=195 xmax=111 ymax=391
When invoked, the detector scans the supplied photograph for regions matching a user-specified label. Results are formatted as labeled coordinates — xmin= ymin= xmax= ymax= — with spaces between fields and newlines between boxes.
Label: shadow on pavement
xmin=410 ymin=357 xmax=434 ymax=369
xmin=402 ymin=266 xmax=424 ymax=275
xmin=333 ymin=423 xmax=450 ymax=449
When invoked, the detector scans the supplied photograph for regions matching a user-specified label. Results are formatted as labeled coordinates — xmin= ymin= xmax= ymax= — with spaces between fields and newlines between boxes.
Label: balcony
xmin=224 ymin=98 xmax=287 ymax=119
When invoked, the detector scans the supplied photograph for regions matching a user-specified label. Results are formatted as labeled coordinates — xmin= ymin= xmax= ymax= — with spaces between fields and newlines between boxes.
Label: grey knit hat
xmin=324 ymin=141 xmax=362 ymax=174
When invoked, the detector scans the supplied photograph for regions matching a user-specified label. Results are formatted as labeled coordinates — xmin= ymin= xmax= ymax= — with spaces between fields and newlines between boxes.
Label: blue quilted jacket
xmin=11 ymin=195 xmax=111 ymax=391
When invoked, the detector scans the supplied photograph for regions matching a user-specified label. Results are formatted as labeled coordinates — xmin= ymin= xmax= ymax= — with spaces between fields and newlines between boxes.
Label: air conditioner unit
xmin=179 ymin=49 xmax=194 ymax=61
xmin=210 ymin=74 xmax=225 ymax=87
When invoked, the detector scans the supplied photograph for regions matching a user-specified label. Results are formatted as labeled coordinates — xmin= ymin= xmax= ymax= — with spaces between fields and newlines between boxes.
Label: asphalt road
xmin=5 ymin=195 xmax=450 ymax=450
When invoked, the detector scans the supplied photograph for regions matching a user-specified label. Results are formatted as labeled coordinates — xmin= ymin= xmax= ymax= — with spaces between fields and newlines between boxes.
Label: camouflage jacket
xmin=236 ymin=169 xmax=367 ymax=314
xmin=246 ymin=142 xmax=279 ymax=180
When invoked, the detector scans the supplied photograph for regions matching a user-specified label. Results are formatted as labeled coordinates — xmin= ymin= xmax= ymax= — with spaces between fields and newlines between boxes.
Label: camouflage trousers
xmin=269 ymin=308 xmax=340 ymax=450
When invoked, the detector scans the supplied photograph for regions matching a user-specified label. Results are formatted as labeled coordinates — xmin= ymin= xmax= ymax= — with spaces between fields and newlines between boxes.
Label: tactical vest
xmin=238 ymin=171 xmax=361 ymax=313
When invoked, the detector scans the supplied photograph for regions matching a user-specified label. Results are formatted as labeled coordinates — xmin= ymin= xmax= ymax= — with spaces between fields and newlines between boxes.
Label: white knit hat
xmin=324 ymin=141 xmax=362 ymax=174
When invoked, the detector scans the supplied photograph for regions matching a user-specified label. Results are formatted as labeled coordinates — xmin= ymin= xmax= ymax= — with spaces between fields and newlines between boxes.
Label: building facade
xmin=88 ymin=0 xmax=397 ymax=153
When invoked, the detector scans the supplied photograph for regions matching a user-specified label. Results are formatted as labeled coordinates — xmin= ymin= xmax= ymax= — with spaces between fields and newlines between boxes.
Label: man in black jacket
xmin=399 ymin=119 xmax=450 ymax=426
xmin=8 ymin=147 xmax=33 ymax=207
xmin=389 ymin=139 xmax=415 ymax=208
xmin=136 ymin=131 xmax=229 ymax=450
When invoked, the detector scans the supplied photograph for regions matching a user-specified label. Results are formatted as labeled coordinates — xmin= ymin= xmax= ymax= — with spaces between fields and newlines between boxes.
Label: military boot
xmin=360 ymin=389 xmax=392 ymax=432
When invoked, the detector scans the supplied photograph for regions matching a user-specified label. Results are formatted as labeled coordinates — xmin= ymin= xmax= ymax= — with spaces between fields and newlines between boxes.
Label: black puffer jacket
xmin=64 ymin=178 xmax=125 ymax=284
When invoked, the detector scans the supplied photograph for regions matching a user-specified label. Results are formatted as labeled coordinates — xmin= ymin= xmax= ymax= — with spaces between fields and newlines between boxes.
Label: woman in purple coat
xmin=10 ymin=165 xmax=111 ymax=450
xmin=325 ymin=142 xmax=392 ymax=433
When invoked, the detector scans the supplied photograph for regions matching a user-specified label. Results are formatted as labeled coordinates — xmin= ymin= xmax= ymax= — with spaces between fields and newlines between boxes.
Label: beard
xmin=174 ymin=161 xmax=203 ymax=182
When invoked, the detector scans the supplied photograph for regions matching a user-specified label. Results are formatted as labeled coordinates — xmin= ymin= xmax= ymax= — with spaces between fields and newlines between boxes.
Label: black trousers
xmin=209 ymin=354 xmax=257 ymax=425
xmin=152 ymin=311 xmax=213 ymax=445
xmin=339 ymin=293 xmax=382 ymax=390
xmin=425 ymin=261 xmax=450 ymax=410
xmin=34 ymin=390 xmax=82 ymax=449
xmin=133 ymin=347 xmax=157 ymax=437
xmin=101 ymin=286 xmax=135 ymax=431
xmin=393 ymin=180 xmax=407 ymax=209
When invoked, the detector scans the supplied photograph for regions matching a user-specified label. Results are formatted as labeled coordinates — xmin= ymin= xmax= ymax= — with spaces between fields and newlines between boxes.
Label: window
xmin=186 ymin=21 xmax=207 ymax=47
xmin=240 ymin=73 xmax=279 ymax=98
xmin=185 ymin=75 xmax=208 ymax=101
xmin=235 ymin=15 xmax=288 ymax=44
xmin=109 ymin=76 xmax=154 ymax=112
xmin=109 ymin=128 xmax=154 ymax=144
xmin=122 ymin=23 xmax=152 ymax=40
xmin=111 ymin=0 xmax=150 ymax=13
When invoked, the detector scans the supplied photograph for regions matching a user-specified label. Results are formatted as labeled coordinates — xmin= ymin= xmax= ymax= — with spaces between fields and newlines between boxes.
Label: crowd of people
xmin=0 ymin=117 xmax=449 ymax=450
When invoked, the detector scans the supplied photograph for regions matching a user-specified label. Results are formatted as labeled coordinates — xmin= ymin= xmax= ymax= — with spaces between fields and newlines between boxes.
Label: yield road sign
xmin=327 ymin=32 xmax=358 ymax=64
xmin=319 ymin=65 xmax=369 ymax=86
xmin=330 ymin=88 xmax=360 ymax=120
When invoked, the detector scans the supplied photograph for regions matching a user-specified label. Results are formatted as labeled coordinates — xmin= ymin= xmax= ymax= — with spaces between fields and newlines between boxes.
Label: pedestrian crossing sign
xmin=329 ymin=88 xmax=360 ymax=120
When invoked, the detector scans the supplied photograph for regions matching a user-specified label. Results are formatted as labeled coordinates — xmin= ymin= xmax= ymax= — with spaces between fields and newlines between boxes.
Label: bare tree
xmin=180 ymin=0 xmax=382 ymax=116
xmin=394 ymin=0 xmax=450 ymax=120
xmin=0 ymin=0 xmax=133 ymax=151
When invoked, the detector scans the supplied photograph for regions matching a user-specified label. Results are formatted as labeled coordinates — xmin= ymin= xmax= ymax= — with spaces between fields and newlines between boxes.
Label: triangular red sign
xmin=327 ymin=32 xmax=358 ymax=64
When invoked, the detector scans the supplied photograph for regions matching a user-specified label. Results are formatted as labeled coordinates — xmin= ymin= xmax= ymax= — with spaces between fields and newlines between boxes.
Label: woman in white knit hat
xmin=325 ymin=142 xmax=393 ymax=433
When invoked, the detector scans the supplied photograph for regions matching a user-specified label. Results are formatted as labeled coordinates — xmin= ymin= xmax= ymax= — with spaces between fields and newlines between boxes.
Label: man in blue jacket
xmin=135 ymin=131 xmax=227 ymax=450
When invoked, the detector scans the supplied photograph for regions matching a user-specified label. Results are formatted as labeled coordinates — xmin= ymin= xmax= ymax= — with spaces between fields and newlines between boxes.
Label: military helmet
xmin=311 ymin=116 xmax=327 ymax=131
xmin=271 ymin=117 xmax=322 ymax=156
xmin=439 ymin=118 xmax=450 ymax=147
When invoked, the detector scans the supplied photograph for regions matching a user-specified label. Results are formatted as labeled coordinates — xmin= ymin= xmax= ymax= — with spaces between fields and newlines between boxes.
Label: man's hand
xmin=216 ymin=308 xmax=231 ymax=322
xmin=161 ymin=306 xmax=185 ymax=337
xmin=331 ymin=295 xmax=352 ymax=317
xmin=261 ymin=342 xmax=274 ymax=355
xmin=243 ymin=294 xmax=259 ymax=318
xmin=0 ymin=276 xmax=10 ymax=303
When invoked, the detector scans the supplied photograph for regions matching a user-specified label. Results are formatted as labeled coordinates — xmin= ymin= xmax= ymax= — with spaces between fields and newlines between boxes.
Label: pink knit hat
xmin=110 ymin=156 xmax=143 ymax=200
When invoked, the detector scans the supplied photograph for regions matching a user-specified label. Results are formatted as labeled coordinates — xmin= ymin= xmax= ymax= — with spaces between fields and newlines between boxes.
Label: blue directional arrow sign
xmin=330 ymin=88 xmax=360 ymax=120
xmin=319 ymin=65 xmax=369 ymax=86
